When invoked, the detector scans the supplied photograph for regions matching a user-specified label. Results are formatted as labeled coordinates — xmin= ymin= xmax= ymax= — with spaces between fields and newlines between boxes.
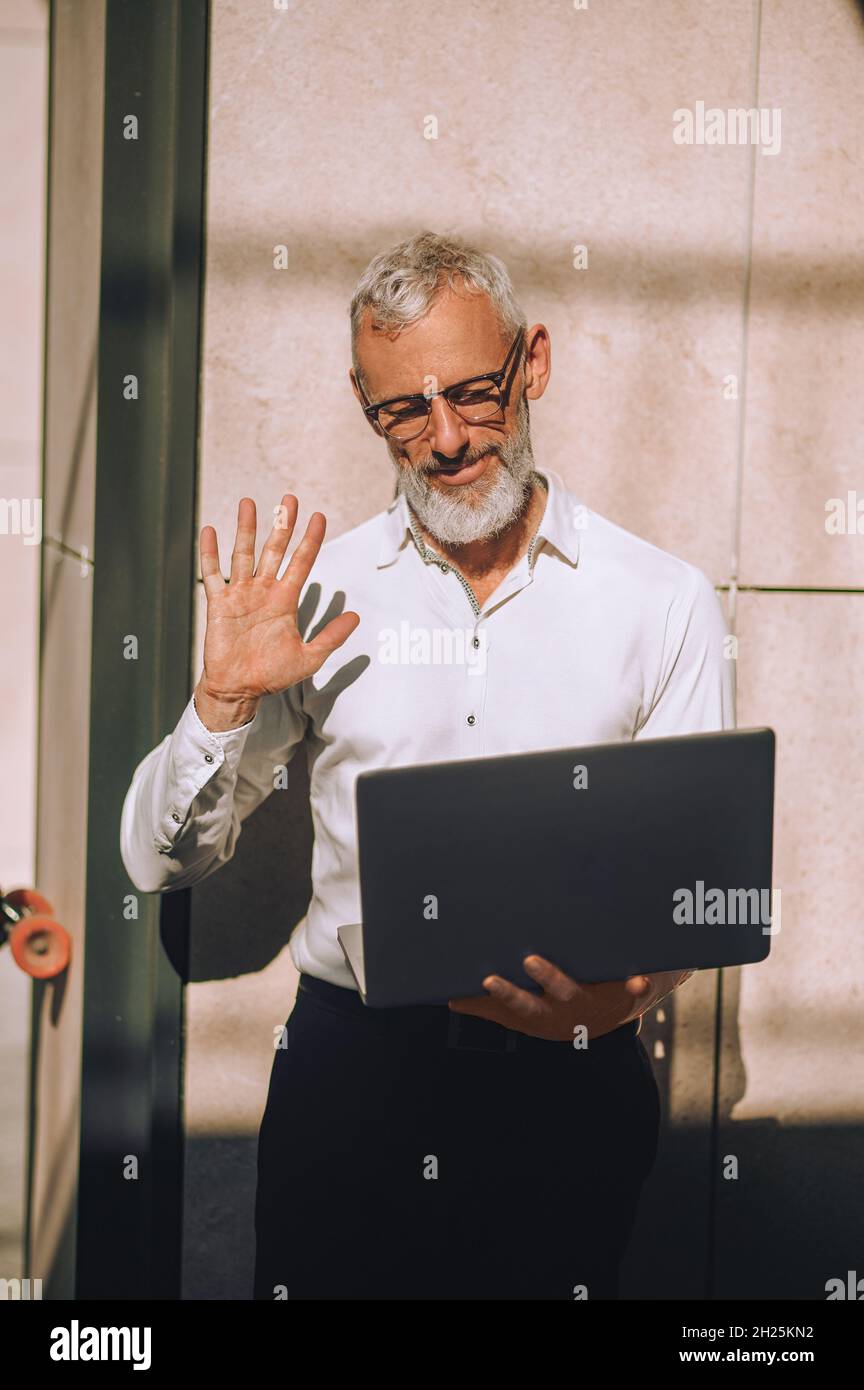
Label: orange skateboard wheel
xmin=8 ymin=915 xmax=72 ymax=979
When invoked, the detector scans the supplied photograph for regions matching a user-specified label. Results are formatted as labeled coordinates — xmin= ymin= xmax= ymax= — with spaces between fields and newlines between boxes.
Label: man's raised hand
xmin=196 ymin=495 xmax=360 ymax=730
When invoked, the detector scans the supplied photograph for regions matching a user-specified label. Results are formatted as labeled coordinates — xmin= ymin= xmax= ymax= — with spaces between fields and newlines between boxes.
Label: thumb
xmin=301 ymin=610 xmax=361 ymax=670
xmin=624 ymin=974 xmax=653 ymax=999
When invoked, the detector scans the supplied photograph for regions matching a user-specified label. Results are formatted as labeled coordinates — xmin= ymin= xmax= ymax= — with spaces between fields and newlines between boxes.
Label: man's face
xmin=351 ymin=285 xmax=546 ymax=546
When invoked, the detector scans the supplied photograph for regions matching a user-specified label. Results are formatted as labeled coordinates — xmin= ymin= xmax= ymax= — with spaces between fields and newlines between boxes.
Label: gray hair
xmin=349 ymin=231 xmax=526 ymax=390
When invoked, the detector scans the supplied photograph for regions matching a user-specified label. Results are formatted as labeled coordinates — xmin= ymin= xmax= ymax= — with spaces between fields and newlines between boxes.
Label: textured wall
xmin=0 ymin=0 xmax=48 ymax=1286
xmin=185 ymin=0 xmax=864 ymax=1299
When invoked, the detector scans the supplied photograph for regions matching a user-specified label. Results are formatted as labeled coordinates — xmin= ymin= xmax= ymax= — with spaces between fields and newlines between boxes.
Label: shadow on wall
xmin=182 ymin=1121 xmax=853 ymax=1301
xmin=621 ymin=1114 xmax=857 ymax=1301
xmin=187 ymin=758 xmax=314 ymax=985
xmin=203 ymin=229 xmax=864 ymax=309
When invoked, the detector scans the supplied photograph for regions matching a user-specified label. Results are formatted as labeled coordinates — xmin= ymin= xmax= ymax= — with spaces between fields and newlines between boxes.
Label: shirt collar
xmin=376 ymin=467 xmax=583 ymax=570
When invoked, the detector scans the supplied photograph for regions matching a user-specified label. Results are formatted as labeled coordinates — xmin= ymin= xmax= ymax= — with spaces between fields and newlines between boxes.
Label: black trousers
xmin=253 ymin=973 xmax=661 ymax=1301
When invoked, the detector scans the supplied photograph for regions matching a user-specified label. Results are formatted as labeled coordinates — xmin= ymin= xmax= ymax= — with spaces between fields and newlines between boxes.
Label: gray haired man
xmin=121 ymin=232 xmax=733 ymax=1299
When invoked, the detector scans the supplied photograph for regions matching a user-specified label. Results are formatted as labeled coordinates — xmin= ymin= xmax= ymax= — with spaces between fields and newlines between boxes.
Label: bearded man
xmin=121 ymin=231 xmax=733 ymax=1300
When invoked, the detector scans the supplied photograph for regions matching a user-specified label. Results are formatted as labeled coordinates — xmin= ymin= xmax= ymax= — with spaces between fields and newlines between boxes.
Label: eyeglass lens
xmin=379 ymin=379 xmax=503 ymax=439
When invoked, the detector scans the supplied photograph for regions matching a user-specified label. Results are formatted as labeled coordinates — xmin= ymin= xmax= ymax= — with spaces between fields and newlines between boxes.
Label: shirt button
xmin=440 ymin=563 xmax=450 ymax=574
xmin=467 ymin=714 xmax=476 ymax=726
xmin=171 ymin=812 xmax=181 ymax=823
xmin=204 ymin=753 xmax=214 ymax=763
xmin=472 ymin=636 xmax=480 ymax=649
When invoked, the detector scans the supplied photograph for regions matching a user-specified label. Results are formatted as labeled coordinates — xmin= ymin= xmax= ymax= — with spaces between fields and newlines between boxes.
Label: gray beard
xmin=393 ymin=395 xmax=537 ymax=546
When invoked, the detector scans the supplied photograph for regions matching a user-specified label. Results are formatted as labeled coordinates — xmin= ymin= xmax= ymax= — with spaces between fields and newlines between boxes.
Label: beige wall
xmin=185 ymin=0 xmax=864 ymax=1298
xmin=0 ymin=0 xmax=48 ymax=1284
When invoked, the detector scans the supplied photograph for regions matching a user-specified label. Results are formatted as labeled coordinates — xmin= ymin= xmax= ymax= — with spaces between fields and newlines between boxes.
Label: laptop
xmin=337 ymin=728 xmax=776 ymax=1008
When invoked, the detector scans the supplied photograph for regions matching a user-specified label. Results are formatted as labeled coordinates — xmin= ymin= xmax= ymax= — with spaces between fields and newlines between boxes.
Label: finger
xmin=481 ymin=975 xmax=545 ymax=1020
xmin=448 ymin=977 xmax=543 ymax=1027
xmin=199 ymin=524 xmax=225 ymax=597
xmin=300 ymin=611 xmax=361 ymax=674
xmin=280 ymin=512 xmax=327 ymax=606
xmin=623 ymin=974 xmax=653 ymax=999
xmin=256 ymin=494 xmax=299 ymax=579
xmin=448 ymin=994 xmax=497 ymax=1017
xmin=229 ymin=497 xmax=258 ymax=583
xmin=522 ymin=954 xmax=581 ymax=1004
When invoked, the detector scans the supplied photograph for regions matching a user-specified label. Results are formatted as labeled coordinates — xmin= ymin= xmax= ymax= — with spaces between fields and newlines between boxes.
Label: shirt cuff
xmin=152 ymin=693 xmax=260 ymax=854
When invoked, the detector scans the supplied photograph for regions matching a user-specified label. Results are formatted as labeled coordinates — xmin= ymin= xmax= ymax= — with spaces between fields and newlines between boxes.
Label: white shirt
xmin=120 ymin=467 xmax=735 ymax=989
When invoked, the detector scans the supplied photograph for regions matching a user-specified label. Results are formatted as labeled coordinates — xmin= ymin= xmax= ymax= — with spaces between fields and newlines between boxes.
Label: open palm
xmin=199 ymin=495 xmax=359 ymax=701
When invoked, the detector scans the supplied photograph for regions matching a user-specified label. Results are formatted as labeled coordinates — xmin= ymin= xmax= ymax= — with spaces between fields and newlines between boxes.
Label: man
xmin=121 ymin=231 xmax=734 ymax=1300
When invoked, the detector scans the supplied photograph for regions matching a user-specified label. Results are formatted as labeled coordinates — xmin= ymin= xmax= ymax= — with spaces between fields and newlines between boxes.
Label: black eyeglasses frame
xmin=358 ymin=327 xmax=525 ymax=441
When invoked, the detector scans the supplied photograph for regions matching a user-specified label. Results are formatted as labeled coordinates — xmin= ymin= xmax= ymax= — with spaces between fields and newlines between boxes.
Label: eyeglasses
xmin=359 ymin=328 xmax=525 ymax=442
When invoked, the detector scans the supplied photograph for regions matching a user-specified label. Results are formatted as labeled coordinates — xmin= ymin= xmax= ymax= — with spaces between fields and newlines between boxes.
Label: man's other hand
xmin=447 ymin=956 xmax=695 ymax=1042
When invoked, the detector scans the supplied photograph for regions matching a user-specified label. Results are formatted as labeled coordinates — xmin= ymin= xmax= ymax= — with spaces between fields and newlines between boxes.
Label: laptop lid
xmin=353 ymin=728 xmax=775 ymax=1008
